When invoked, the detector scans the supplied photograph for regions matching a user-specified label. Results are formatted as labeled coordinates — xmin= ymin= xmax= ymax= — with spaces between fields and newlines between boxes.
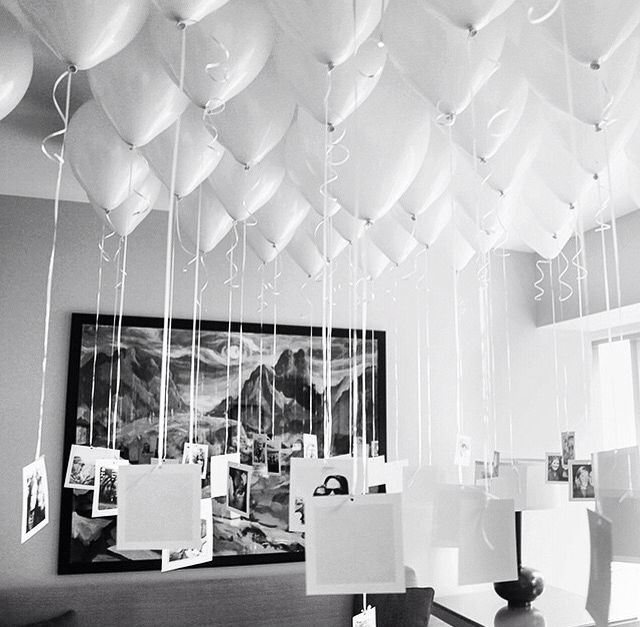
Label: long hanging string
xmin=392 ymin=270 xmax=400 ymax=460
xmin=195 ymin=253 xmax=208 ymax=445
xmin=89 ymin=226 xmax=110 ymax=447
xmin=573 ymin=231 xmax=590 ymax=432
xmin=236 ymin=222 xmax=248 ymax=450
xmin=110 ymin=235 xmax=129 ymax=450
xmin=258 ymin=263 xmax=266 ymax=435
xmin=549 ymin=260 xmax=562 ymax=435
xmin=224 ymin=222 xmax=239 ymax=453
xmin=106 ymin=241 xmax=122 ymax=449
xmin=35 ymin=68 xmax=74 ymax=461
xmin=500 ymin=251 xmax=515 ymax=462
xmin=416 ymin=273 xmax=424 ymax=469
xmin=270 ymin=256 xmax=279 ymax=441
xmin=424 ymin=252 xmax=433 ymax=466
xmin=158 ymin=24 xmax=187 ymax=465
xmin=188 ymin=189 xmax=203 ymax=446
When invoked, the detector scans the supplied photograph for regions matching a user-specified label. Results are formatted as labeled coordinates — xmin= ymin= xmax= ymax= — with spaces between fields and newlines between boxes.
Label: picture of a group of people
xmin=22 ymin=456 xmax=49 ymax=543
xmin=546 ymin=431 xmax=595 ymax=500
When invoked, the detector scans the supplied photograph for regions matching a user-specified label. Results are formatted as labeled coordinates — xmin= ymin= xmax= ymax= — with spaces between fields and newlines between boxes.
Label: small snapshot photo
xmin=545 ymin=452 xmax=566 ymax=483
xmin=454 ymin=434 xmax=471 ymax=467
xmin=22 ymin=456 xmax=49 ymax=543
xmin=252 ymin=434 xmax=268 ymax=469
xmin=267 ymin=440 xmax=281 ymax=475
xmin=64 ymin=444 xmax=119 ymax=490
xmin=161 ymin=499 xmax=213 ymax=572
xmin=227 ymin=462 xmax=252 ymax=517
xmin=353 ymin=607 xmax=377 ymax=627
xmin=303 ymin=434 xmax=318 ymax=459
xmin=569 ymin=460 xmax=595 ymax=501
xmin=561 ymin=431 xmax=576 ymax=480
xmin=182 ymin=442 xmax=209 ymax=479
xmin=92 ymin=459 xmax=127 ymax=517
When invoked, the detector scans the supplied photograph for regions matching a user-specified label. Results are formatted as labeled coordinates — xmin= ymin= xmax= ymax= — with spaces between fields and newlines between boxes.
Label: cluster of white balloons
xmin=5 ymin=0 xmax=640 ymax=274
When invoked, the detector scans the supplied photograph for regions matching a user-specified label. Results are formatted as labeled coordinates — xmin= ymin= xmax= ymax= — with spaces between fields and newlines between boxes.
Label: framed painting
xmin=58 ymin=313 xmax=386 ymax=574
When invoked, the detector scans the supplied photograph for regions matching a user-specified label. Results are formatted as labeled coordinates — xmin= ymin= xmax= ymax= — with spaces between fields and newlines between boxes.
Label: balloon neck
xmin=327 ymin=122 xmax=335 ymax=133
xmin=327 ymin=62 xmax=335 ymax=72
xmin=569 ymin=203 xmax=576 ymax=211
xmin=498 ymin=190 xmax=505 ymax=198
xmin=364 ymin=219 xmax=374 ymax=229
xmin=243 ymin=163 xmax=251 ymax=171
xmin=177 ymin=20 xmax=193 ymax=30
xmin=410 ymin=214 xmax=417 ymax=222
xmin=376 ymin=39 xmax=385 ymax=49
xmin=467 ymin=24 xmax=478 ymax=37
xmin=552 ymin=233 xmax=558 ymax=240
xmin=67 ymin=64 xmax=78 ymax=74
xmin=595 ymin=122 xmax=604 ymax=133
xmin=590 ymin=60 xmax=601 ymax=71
xmin=593 ymin=173 xmax=599 ymax=181
xmin=478 ymin=156 xmax=487 ymax=164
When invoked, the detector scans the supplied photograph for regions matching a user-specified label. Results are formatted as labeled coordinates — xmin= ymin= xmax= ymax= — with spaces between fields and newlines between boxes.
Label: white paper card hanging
xmin=353 ymin=606 xmax=376 ymax=627
xmin=384 ymin=459 xmax=409 ymax=494
xmin=586 ymin=509 xmax=612 ymax=627
xmin=22 ymin=456 xmax=49 ymax=543
xmin=210 ymin=452 xmax=240 ymax=498
xmin=593 ymin=446 xmax=640 ymax=498
xmin=305 ymin=493 xmax=405 ymax=595
xmin=288 ymin=457 xmax=355 ymax=532
xmin=117 ymin=463 xmax=201 ymax=550
xmin=598 ymin=494 xmax=640 ymax=562
xmin=458 ymin=497 xmax=517 ymax=585
xmin=92 ymin=458 xmax=128 ymax=517
xmin=161 ymin=499 xmax=213 ymax=572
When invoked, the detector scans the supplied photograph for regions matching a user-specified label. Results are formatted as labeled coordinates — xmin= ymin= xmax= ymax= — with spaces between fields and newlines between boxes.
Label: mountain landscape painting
xmin=59 ymin=313 xmax=386 ymax=573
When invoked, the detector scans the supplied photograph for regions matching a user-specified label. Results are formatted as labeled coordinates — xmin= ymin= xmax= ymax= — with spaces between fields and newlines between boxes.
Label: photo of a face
xmin=312 ymin=474 xmax=350 ymax=496
xmin=252 ymin=435 xmax=267 ymax=469
xmin=303 ymin=434 xmax=318 ymax=459
xmin=561 ymin=431 xmax=575 ymax=479
xmin=64 ymin=444 xmax=119 ymax=490
xmin=546 ymin=452 xmax=565 ymax=483
xmin=182 ymin=443 xmax=209 ymax=479
xmin=569 ymin=461 xmax=595 ymax=501
xmin=227 ymin=462 xmax=252 ymax=516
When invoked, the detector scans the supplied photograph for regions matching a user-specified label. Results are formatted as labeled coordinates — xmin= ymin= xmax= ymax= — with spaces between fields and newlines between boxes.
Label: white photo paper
xmin=92 ymin=458 xmax=128 ymax=517
xmin=227 ymin=462 xmax=252 ymax=517
xmin=454 ymin=435 xmax=471 ymax=467
xmin=117 ymin=463 xmax=201 ymax=550
xmin=353 ymin=606 xmax=377 ymax=627
xmin=586 ymin=509 xmax=612 ymax=627
xmin=303 ymin=433 xmax=319 ymax=459
xmin=182 ymin=442 xmax=209 ymax=479
xmin=305 ymin=493 xmax=405 ymax=595
xmin=22 ymin=456 xmax=49 ymax=543
xmin=210 ymin=452 xmax=240 ymax=498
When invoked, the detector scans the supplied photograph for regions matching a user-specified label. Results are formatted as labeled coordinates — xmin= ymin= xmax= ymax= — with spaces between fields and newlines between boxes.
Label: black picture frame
xmin=59 ymin=313 xmax=386 ymax=574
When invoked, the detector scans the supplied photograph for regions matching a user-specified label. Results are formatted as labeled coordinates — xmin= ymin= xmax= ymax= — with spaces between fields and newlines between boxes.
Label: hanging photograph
xmin=22 ymin=456 xmax=49 ymax=543
xmin=569 ymin=460 xmax=595 ymax=501
xmin=58 ymin=313 xmax=386 ymax=573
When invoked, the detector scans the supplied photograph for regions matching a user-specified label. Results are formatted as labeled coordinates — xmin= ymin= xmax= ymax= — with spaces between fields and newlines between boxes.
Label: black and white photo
xmin=92 ymin=459 xmax=127 ymax=517
xmin=182 ymin=442 xmax=209 ymax=479
xmin=545 ymin=452 xmax=565 ymax=483
xmin=227 ymin=462 xmax=252 ymax=517
xmin=22 ymin=456 xmax=49 ymax=543
xmin=569 ymin=460 xmax=595 ymax=501
xmin=64 ymin=444 xmax=119 ymax=490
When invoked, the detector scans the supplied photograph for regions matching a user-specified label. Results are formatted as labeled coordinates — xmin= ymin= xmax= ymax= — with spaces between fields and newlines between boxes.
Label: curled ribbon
xmin=534 ymin=259 xmax=551 ymax=302
xmin=527 ymin=0 xmax=562 ymax=25
xmin=558 ymin=251 xmax=574 ymax=302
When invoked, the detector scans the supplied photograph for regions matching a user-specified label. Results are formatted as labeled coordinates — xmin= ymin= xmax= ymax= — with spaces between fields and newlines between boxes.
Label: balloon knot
xmin=498 ymin=190 xmax=505 ymax=198
xmin=364 ymin=219 xmax=374 ymax=229
xmin=327 ymin=62 xmax=335 ymax=72
xmin=552 ymin=233 xmax=558 ymax=240
xmin=410 ymin=214 xmax=417 ymax=222
xmin=467 ymin=24 xmax=478 ymax=37
xmin=593 ymin=173 xmax=599 ymax=181
xmin=376 ymin=39 xmax=385 ymax=49
xmin=478 ymin=156 xmax=487 ymax=164
xmin=68 ymin=64 xmax=78 ymax=74
xmin=243 ymin=163 xmax=251 ymax=171
xmin=327 ymin=122 xmax=335 ymax=133
xmin=569 ymin=203 xmax=575 ymax=211
xmin=590 ymin=60 xmax=601 ymax=71
xmin=595 ymin=122 xmax=604 ymax=133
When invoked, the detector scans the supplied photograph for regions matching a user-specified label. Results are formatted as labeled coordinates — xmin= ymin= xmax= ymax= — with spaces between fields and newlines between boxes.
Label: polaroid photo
xmin=288 ymin=457 xmax=355 ymax=532
xmin=22 ymin=456 xmax=49 ymax=543
xmin=569 ymin=459 xmax=595 ymax=501
xmin=182 ymin=442 xmax=209 ymax=479
xmin=545 ymin=452 xmax=566 ymax=483
xmin=303 ymin=433 xmax=318 ymax=459
xmin=353 ymin=606 xmax=376 ymax=627
xmin=267 ymin=440 xmax=281 ymax=475
xmin=561 ymin=430 xmax=576 ymax=480
xmin=161 ymin=499 xmax=213 ymax=572
xmin=210 ymin=452 xmax=240 ymax=497
xmin=227 ymin=462 xmax=253 ymax=517
xmin=492 ymin=451 xmax=500 ymax=477
xmin=454 ymin=434 xmax=471 ymax=467
xmin=64 ymin=444 xmax=120 ymax=490
xmin=252 ymin=434 xmax=268 ymax=471
xmin=92 ymin=458 xmax=129 ymax=517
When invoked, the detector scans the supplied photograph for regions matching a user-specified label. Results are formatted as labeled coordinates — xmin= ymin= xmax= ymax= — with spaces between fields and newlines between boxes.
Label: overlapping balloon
xmin=6 ymin=0 xmax=640 ymax=270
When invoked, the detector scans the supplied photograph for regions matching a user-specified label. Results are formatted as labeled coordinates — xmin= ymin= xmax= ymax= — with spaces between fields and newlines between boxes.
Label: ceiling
xmin=2 ymin=0 xmax=640 ymax=261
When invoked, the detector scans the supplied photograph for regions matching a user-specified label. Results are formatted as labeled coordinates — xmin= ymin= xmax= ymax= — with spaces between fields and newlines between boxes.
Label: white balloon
xmin=284 ymin=113 xmax=342 ymax=217
xmin=516 ymin=28 xmax=639 ymax=127
xmin=140 ymin=105 xmax=224 ymax=199
xmin=267 ymin=0 xmax=388 ymax=67
xmin=452 ymin=54 xmax=528 ymax=161
xmin=300 ymin=212 xmax=349 ymax=262
xmin=246 ymin=226 xmax=278 ymax=264
xmin=254 ymin=182 xmax=310 ymax=250
xmin=66 ymin=100 xmax=149 ymax=211
xmin=326 ymin=65 xmax=431 ymax=222
xmin=18 ymin=0 xmax=149 ymax=70
xmin=214 ymin=58 xmax=295 ymax=167
xmin=426 ymin=0 xmax=515 ymax=32
xmin=386 ymin=0 xmax=505 ymax=116
xmin=273 ymin=32 xmax=386 ymax=128
xmin=399 ymin=124 xmax=453 ymax=217
xmin=0 ymin=6 xmax=33 ymax=122
xmin=286 ymin=229 xmax=325 ymax=279
xmin=152 ymin=0 xmax=229 ymax=23
xmin=358 ymin=236 xmax=390 ymax=280
xmin=368 ymin=209 xmax=418 ymax=265
xmin=87 ymin=24 xmax=189 ymax=147
xmin=331 ymin=209 xmax=366 ymax=244
xmin=396 ymin=194 xmax=452 ymax=248
xmin=541 ymin=0 xmax=640 ymax=66
xmin=448 ymin=226 xmax=476 ymax=272
xmin=178 ymin=182 xmax=233 ymax=253
xmin=95 ymin=171 xmax=162 ymax=237
xmin=209 ymin=147 xmax=285 ymax=221
xmin=153 ymin=0 xmax=274 ymax=107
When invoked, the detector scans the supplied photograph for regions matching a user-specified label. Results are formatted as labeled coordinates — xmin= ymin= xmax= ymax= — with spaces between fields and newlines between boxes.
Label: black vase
xmin=493 ymin=511 xmax=545 ymax=609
